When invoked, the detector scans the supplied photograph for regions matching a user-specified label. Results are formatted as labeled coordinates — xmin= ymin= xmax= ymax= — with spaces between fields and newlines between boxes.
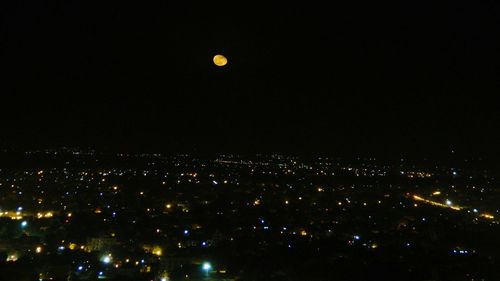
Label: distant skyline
xmin=2 ymin=1 xmax=500 ymax=156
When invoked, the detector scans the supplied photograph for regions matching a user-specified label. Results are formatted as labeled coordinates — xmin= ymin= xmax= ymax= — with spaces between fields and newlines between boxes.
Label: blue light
xmin=17 ymin=207 xmax=23 ymax=211
xmin=99 ymin=271 xmax=103 ymax=276
xmin=353 ymin=235 xmax=360 ymax=240
xmin=183 ymin=230 xmax=189 ymax=235
xmin=20 ymin=221 xmax=28 ymax=228
xmin=202 ymin=241 xmax=207 ymax=247
xmin=77 ymin=266 xmax=83 ymax=271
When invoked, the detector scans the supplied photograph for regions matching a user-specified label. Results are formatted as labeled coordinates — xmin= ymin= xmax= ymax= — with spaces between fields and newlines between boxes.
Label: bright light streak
xmin=411 ymin=194 xmax=462 ymax=211
xmin=481 ymin=213 xmax=495 ymax=219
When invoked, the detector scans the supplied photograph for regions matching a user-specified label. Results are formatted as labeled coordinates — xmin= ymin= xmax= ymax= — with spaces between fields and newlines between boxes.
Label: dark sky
xmin=1 ymin=1 xmax=500 ymax=156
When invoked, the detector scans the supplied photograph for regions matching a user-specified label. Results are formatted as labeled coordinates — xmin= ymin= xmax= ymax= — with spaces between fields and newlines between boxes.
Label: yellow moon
xmin=213 ymin=54 xmax=228 ymax=66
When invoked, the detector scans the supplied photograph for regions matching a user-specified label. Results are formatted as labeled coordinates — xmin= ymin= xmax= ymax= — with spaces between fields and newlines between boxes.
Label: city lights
xmin=0 ymin=150 xmax=498 ymax=280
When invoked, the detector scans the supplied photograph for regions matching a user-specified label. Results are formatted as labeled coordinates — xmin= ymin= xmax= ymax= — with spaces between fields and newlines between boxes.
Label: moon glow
xmin=213 ymin=54 xmax=228 ymax=67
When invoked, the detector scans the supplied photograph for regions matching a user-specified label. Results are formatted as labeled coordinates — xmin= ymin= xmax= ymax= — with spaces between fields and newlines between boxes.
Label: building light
xmin=153 ymin=246 xmax=162 ymax=256
xmin=6 ymin=254 xmax=18 ymax=262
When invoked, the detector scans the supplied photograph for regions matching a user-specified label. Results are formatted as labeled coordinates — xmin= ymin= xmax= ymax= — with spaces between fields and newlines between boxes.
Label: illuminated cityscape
xmin=0 ymin=149 xmax=498 ymax=280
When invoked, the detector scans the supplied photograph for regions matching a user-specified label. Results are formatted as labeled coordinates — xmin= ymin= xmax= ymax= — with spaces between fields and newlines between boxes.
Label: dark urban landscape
xmin=0 ymin=149 xmax=498 ymax=280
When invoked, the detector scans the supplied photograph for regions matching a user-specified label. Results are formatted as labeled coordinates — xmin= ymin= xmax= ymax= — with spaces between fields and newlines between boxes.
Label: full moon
xmin=213 ymin=54 xmax=228 ymax=67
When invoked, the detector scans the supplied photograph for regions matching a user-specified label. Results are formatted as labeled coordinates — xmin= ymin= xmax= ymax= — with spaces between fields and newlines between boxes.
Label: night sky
xmin=1 ymin=1 xmax=500 ymax=156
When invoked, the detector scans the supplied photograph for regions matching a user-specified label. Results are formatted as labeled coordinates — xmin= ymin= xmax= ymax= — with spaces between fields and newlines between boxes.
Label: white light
xmin=102 ymin=256 xmax=111 ymax=264
xmin=77 ymin=266 xmax=83 ymax=271
xmin=202 ymin=262 xmax=212 ymax=271
xmin=21 ymin=221 xmax=28 ymax=227
xmin=446 ymin=200 xmax=452 ymax=206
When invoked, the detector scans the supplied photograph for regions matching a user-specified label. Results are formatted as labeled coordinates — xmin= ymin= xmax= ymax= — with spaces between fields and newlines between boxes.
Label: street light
xmin=101 ymin=254 xmax=112 ymax=264
xmin=202 ymin=262 xmax=212 ymax=271
xmin=202 ymin=262 xmax=212 ymax=276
